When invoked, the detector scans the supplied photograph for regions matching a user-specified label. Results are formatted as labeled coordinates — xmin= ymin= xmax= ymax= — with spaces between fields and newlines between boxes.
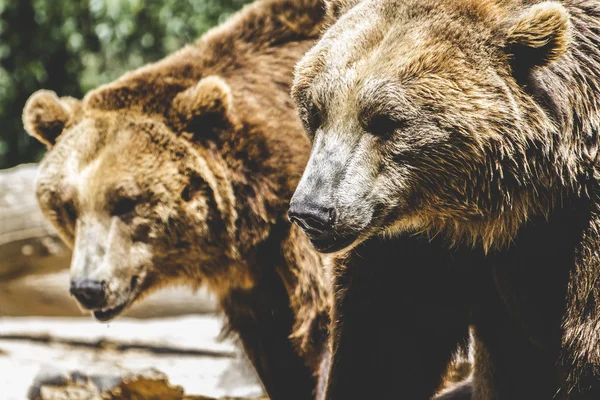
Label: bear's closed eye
xmin=64 ymin=200 xmax=78 ymax=222
xmin=111 ymin=197 xmax=137 ymax=217
xmin=365 ymin=114 xmax=406 ymax=139
xmin=307 ymin=103 xmax=323 ymax=133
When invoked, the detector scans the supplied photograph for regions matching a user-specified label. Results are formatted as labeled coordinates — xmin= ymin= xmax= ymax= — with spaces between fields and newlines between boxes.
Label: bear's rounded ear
xmin=169 ymin=76 xmax=234 ymax=137
xmin=23 ymin=90 xmax=80 ymax=148
xmin=506 ymin=2 xmax=571 ymax=71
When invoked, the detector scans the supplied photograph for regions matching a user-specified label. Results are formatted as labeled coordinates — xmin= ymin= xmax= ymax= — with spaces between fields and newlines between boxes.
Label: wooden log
xmin=0 ymin=163 xmax=71 ymax=281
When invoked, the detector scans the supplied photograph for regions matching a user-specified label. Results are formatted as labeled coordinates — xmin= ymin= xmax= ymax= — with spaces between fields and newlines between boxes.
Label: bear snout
xmin=288 ymin=201 xmax=337 ymax=238
xmin=289 ymin=197 xmax=361 ymax=253
xmin=69 ymin=279 xmax=107 ymax=310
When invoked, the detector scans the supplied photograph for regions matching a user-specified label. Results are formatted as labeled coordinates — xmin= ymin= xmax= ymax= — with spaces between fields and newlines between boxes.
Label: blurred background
xmin=0 ymin=1 xmax=267 ymax=399
xmin=0 ymin=0 xmax=250 ymax=169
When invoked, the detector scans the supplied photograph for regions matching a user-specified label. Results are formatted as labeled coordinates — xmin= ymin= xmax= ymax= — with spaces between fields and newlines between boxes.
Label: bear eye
xmin=182 ymin=177 xmax=210 ymax=202
xmin=111 ymin=197 xmax=137 ymax=217
xmin=365 ymin=114 xmax=405 ymax=138
xmin=64 ymin=200 xmax=78 ymax=222
xmin=305 ymin=103 xmax=323 ymax=133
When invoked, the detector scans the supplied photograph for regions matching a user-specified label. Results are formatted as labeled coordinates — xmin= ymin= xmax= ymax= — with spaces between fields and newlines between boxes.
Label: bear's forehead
xmin=58 ymin=116 xmax=157 ymax=163
xmin=49 ymin=145 xmax=187 ymax=214
xmin=305 ymin=29 xmax=450 ymax=107
xmin=43 ymin=114 xmax=192 ymax=193
xmin=301 ymin=0 xmax=501 ymax=109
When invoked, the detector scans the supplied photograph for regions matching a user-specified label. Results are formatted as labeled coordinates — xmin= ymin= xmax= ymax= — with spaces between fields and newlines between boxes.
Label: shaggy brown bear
xmin=22 ymin=0 xmax=332 ymax=398
xmin=290 ymin=0 xmax=600 ymax=399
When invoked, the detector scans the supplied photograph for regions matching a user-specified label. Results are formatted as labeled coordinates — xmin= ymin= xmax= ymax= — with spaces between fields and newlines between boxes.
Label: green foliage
xmin=0 ymin=0 xmax=250 ymax=169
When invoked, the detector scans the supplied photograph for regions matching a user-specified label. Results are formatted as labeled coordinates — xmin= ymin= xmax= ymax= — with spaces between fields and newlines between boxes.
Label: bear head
xmin=23 ymin=74 xmax=248 ymax=321
xmin=289 ymin=0 xmax=572 ymax=253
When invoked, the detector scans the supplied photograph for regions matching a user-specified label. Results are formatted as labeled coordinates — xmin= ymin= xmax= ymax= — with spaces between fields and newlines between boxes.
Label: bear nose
xmin=70 ymin=279 xmax=106 ymax=310
xmin=288 ymin=202 xmax=336 ymax=237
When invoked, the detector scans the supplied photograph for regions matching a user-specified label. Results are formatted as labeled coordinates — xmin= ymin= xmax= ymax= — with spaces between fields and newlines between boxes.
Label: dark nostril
xmin=70 ymin=279 xmax=107 ymax=310
xmin=288 ymin=203 xmax=336 ymax=236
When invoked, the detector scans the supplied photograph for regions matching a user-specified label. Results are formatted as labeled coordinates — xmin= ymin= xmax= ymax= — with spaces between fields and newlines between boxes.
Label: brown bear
xmin=22 ymin=0 xmax=332 ymax=399
xmin=289 ymin=0 xmax=600 ymax=399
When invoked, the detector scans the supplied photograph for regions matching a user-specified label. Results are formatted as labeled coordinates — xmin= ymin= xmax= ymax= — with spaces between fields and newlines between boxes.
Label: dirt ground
xmin=0 ymin=315 xmax=265 ymax=399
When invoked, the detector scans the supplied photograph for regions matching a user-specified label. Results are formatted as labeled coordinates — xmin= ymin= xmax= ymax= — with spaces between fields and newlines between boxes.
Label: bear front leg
xmin=222 ymin=268 xmax=317 ymax=400
xmin=323 ymin=236 xmax=472 ymax=400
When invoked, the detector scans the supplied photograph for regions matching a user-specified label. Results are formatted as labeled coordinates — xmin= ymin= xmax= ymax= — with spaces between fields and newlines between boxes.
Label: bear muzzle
xmin=288 ymin=201 xmax=336 ymax=236
xmin=70 ymin=279 xmax=107 ymax=310
xmin=69 ymin=275 xmax=140 ymax=322
xmin=288 ymin=200 xmax=359 ymax=253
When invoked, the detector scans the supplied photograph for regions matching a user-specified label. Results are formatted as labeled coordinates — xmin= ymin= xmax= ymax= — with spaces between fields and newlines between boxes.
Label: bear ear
xmin=169 ymin=76 xmax=234 ymax=138
xmin=23 ymin=90 xmax=80 ymax=148
xmin=506 ymin=2 xmax=571 ymax=70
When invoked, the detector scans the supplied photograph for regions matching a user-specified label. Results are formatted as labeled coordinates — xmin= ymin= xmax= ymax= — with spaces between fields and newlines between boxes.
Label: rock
xmin=105 ymin=369 xmax=185 ymax=400
xmin=29 ymin=367 xmax=183 ymax=400
xmin=1 ymin=316 xmax=264 ymax=399
xmin=27 ymin=365 xmax=70 ymax=400
xmin=28 ymin=366 xmax=266 ymax=400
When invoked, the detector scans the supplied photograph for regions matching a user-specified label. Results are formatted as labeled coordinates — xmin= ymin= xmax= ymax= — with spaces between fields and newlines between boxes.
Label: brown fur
xmin=23 ymin=0 xmax=331 ymax=398
xmin=290 ymin=0 xmax=600 ymax=399
xmin=292 ymin=0 xmax=582 ymax=252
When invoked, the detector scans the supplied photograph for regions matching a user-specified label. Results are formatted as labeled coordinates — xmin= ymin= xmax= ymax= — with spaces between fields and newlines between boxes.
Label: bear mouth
xmin=309 ymin=233 xmax=359 ymax=253
xmin=93 ymin=302 xmax=129 ymax=322
xmin=92 ymin=276 xmax=140 ymax=322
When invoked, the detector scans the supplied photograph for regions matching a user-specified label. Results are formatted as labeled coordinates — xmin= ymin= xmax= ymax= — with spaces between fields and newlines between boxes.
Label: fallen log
xmin=0 ymin=163 xmax=71 ymax=281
